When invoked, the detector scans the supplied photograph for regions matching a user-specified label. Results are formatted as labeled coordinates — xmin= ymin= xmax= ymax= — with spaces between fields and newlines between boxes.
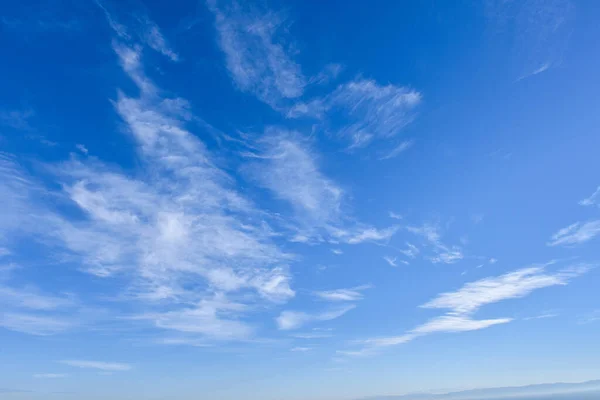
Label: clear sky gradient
xmin=1 ymin=1 xmax=600 ymax=399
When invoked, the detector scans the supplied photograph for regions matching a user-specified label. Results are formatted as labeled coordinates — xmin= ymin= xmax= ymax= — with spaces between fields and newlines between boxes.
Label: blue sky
xmin=1 ymin=0 xmax=600 ymax=399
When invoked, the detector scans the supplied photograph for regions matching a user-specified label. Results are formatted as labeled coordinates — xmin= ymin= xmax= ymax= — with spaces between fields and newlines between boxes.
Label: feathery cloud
xmin=383 ymin=256 xmax=397 ymax=267
xmin=33 ymin=374 xmax=68 ymax=379
xmin=421 ymin=264 xmax=589 ymax=315
xmin=0 ymin=286 xmax=74 ymax=311
xmin=289 ymin=79 xmax=421 ymax=148
xmin=407 ymin=223 xmax=463 ymax=264
xmin=340 ymin=262 xmax=590 ymax=356
xmin=380 ymin=140 xmax=415 ymax=160
xmin=95 ymin=1 xmax=178 ymax=61
xmin=276 ymin=305 xmax=355 ymax=330
xmin=399 ymin=242 xmax=419 ymax=259
xmin=314 ymin=285 xmax=372 ymax=302
xmin=60 ymin=360 xmax=132 ymax=371
xmin=207 ymin=0 xmax=305 ymax=107
xmin=290 ymin=347 xmax=312 ymax=352
xmin=580 ymin=186 xmax=600 ymax=207
xmin=388 ymin=211 xmax=403 ymax=220
xmin=547 ymin=220 xmax=600 ymax=246
xmin=0 ymin=313 xmax=72 ymax=336
xmin=0 ymin=41 xmax=295 ymax=341
xmin=291 ymin=332 xmax=333 ymax=339
xmin=345 ymin=226 xmax=397 ymax=244
xmin=244 ymin=129 xmax=342 ymax=226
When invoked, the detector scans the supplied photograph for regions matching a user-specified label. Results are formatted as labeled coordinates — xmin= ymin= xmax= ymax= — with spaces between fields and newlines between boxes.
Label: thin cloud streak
xmin=288 ymin=79 xmax=421 ymax=148
xmin=580 ymin=186 xmax=600 ymax=207
xmin=60 ymin=360 xmax=132 ymax=371
xmin=207 ymin=0 xmax=305 ymax=108
xmin=339 ymin=262 xmax=591 ymax=356
xmin=314 ymin=285 xmax=372 ymax=302
xmin=276 ymin=305 xmax=355 ymax=330
xmin=547 ymin=220 xmax=600 ymax=246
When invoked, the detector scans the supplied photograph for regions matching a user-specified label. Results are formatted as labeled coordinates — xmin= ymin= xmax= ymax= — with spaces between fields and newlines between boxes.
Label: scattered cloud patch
xmin=331 ymin=248 xmax=343 ymax=255
xmin=345 ymin=226 xmax=398 ymax=244
xmin=141 ymin=17 xmax=179 ymax=62
xmin=580 ymin=186 xmax=600 ymax=207
xmin=60 ymin=360 xmax=132 ymax=371
xmin=388 ymin=211 xmax=403 ymax=220
xmin=547 ymin=220 xmax=600 ymax=246
xmin=33 ymin=374 xmax=68 ymax=379
xmin=309 ymin=63 xmax=343 ymax=85
xmin=289 ymin=79 xmax=421 ymax=149
xmin=340 ymin=262 xmax=590 ymax=356
xmin=314 ymin=285 xmax=372 ymax=302
xmin=290 ymin=346 xmax=312 ymax=352
xmin=276 ymin=305 xmax=355 ymax=330
xmin=407 ymin=223 xmax=463 ymax=264
xmin=244 ymin=129 xmax=343 ymax=228
xmin=399 ymin=242 xmax=419 ymax=259
xmin=379 ymin=140 xmax=414 ymax=160
xmin=0 ymin=313 xmax=72 ymax=336
xmin=0 ymin=109 xmax=34 ymax=131
xmin=207 ymin=0 xmax=305 ymax=108
xmin=383 ymin=256 xmax=397 ymax=267
xmin=523 ymin=312 xmax=559 ymax=321
xmin=291 ymin=332 xmax=333 ymax=339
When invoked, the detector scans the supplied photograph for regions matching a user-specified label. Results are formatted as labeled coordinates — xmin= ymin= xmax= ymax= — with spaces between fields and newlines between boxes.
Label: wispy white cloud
xmin=33 ymin=374 xmax=68 ymax=379
xmin=547 ymin=220 xmax=600 ymax=246
xmin=0 ymin=109 xmax=34 ymax=130
xmin=383 ymin=256 xmax=397 ymax=267
xmin=207 ymin=0 xmax=305 ymax=107
xmin=413 ymin=315 xmax=512 ymax=334
xmin=429 ymin=247 xmax=464 ymax=264
xmin=523 ymin=312 xmax=559 ymax=321
xmin=388 ymin=211 xmax=403 ymax=220
xmin=289 ymin=79 xmax=421 ymax=148
xmin=75 ymin=144 xmax=88 ymax=154
xmin=95 ymin=0 xmax=178 ymax=61
xmin=290 ymin=332 xmax=333 ymax=339
xmin=580 ymin=186 xmax=600 ymax=207
xmin=331 ymin=248 xmax=343 ymax=255
xmin=290 ymin=346 xmax=312 ymax=352
xmin=244 ymin=129 xmax=343 ymax=227
xmin=60 ymin=360 xmax=132 ymax=371
xmin=0 ymin=285 xmax=74 ymax=311
xmin=406 ymin=223 xmax=441 ymax=244
xmin=0 ymin=42 xmax=295 ymax=341
xmin=399 ymin=242 xmax=419 ymax=259
xmin=276 ymin=305 xmax=355 ymax=330
xmin=487 ymin=0 xmax=575 ymax=80
xmin=141 ymin=18 xmax=179 ymax=62
xmin=407 ymin=223 xmax=463 ymax=264
xmin=379 ymin=140 xmax=414 ymax=160
xmin=309 ymin=63 xmax=343 ymax=85
xmin=0 ymin=313 xmax=72 ymax=336
xmin=420 ymin=264 xmax=589 ymax=315
xmin=243 ymin=129 xmax=396 ymax=244
xmin=340 ymin=262 xmax=590 ymax=356
xmin=94 ymin=0 xmax=130 ymax=39
xmin=314 ymin=285 xmax=372 ymax=302
xmin=134 ymin=294 xmax=254 ymax=341
xmin=345 ymin=226 xmax=398 ymax=244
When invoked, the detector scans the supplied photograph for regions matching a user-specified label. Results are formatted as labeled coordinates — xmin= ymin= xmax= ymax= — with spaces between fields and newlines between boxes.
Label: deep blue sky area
xmin=1 ymin=1 xmax=600 ymax=399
